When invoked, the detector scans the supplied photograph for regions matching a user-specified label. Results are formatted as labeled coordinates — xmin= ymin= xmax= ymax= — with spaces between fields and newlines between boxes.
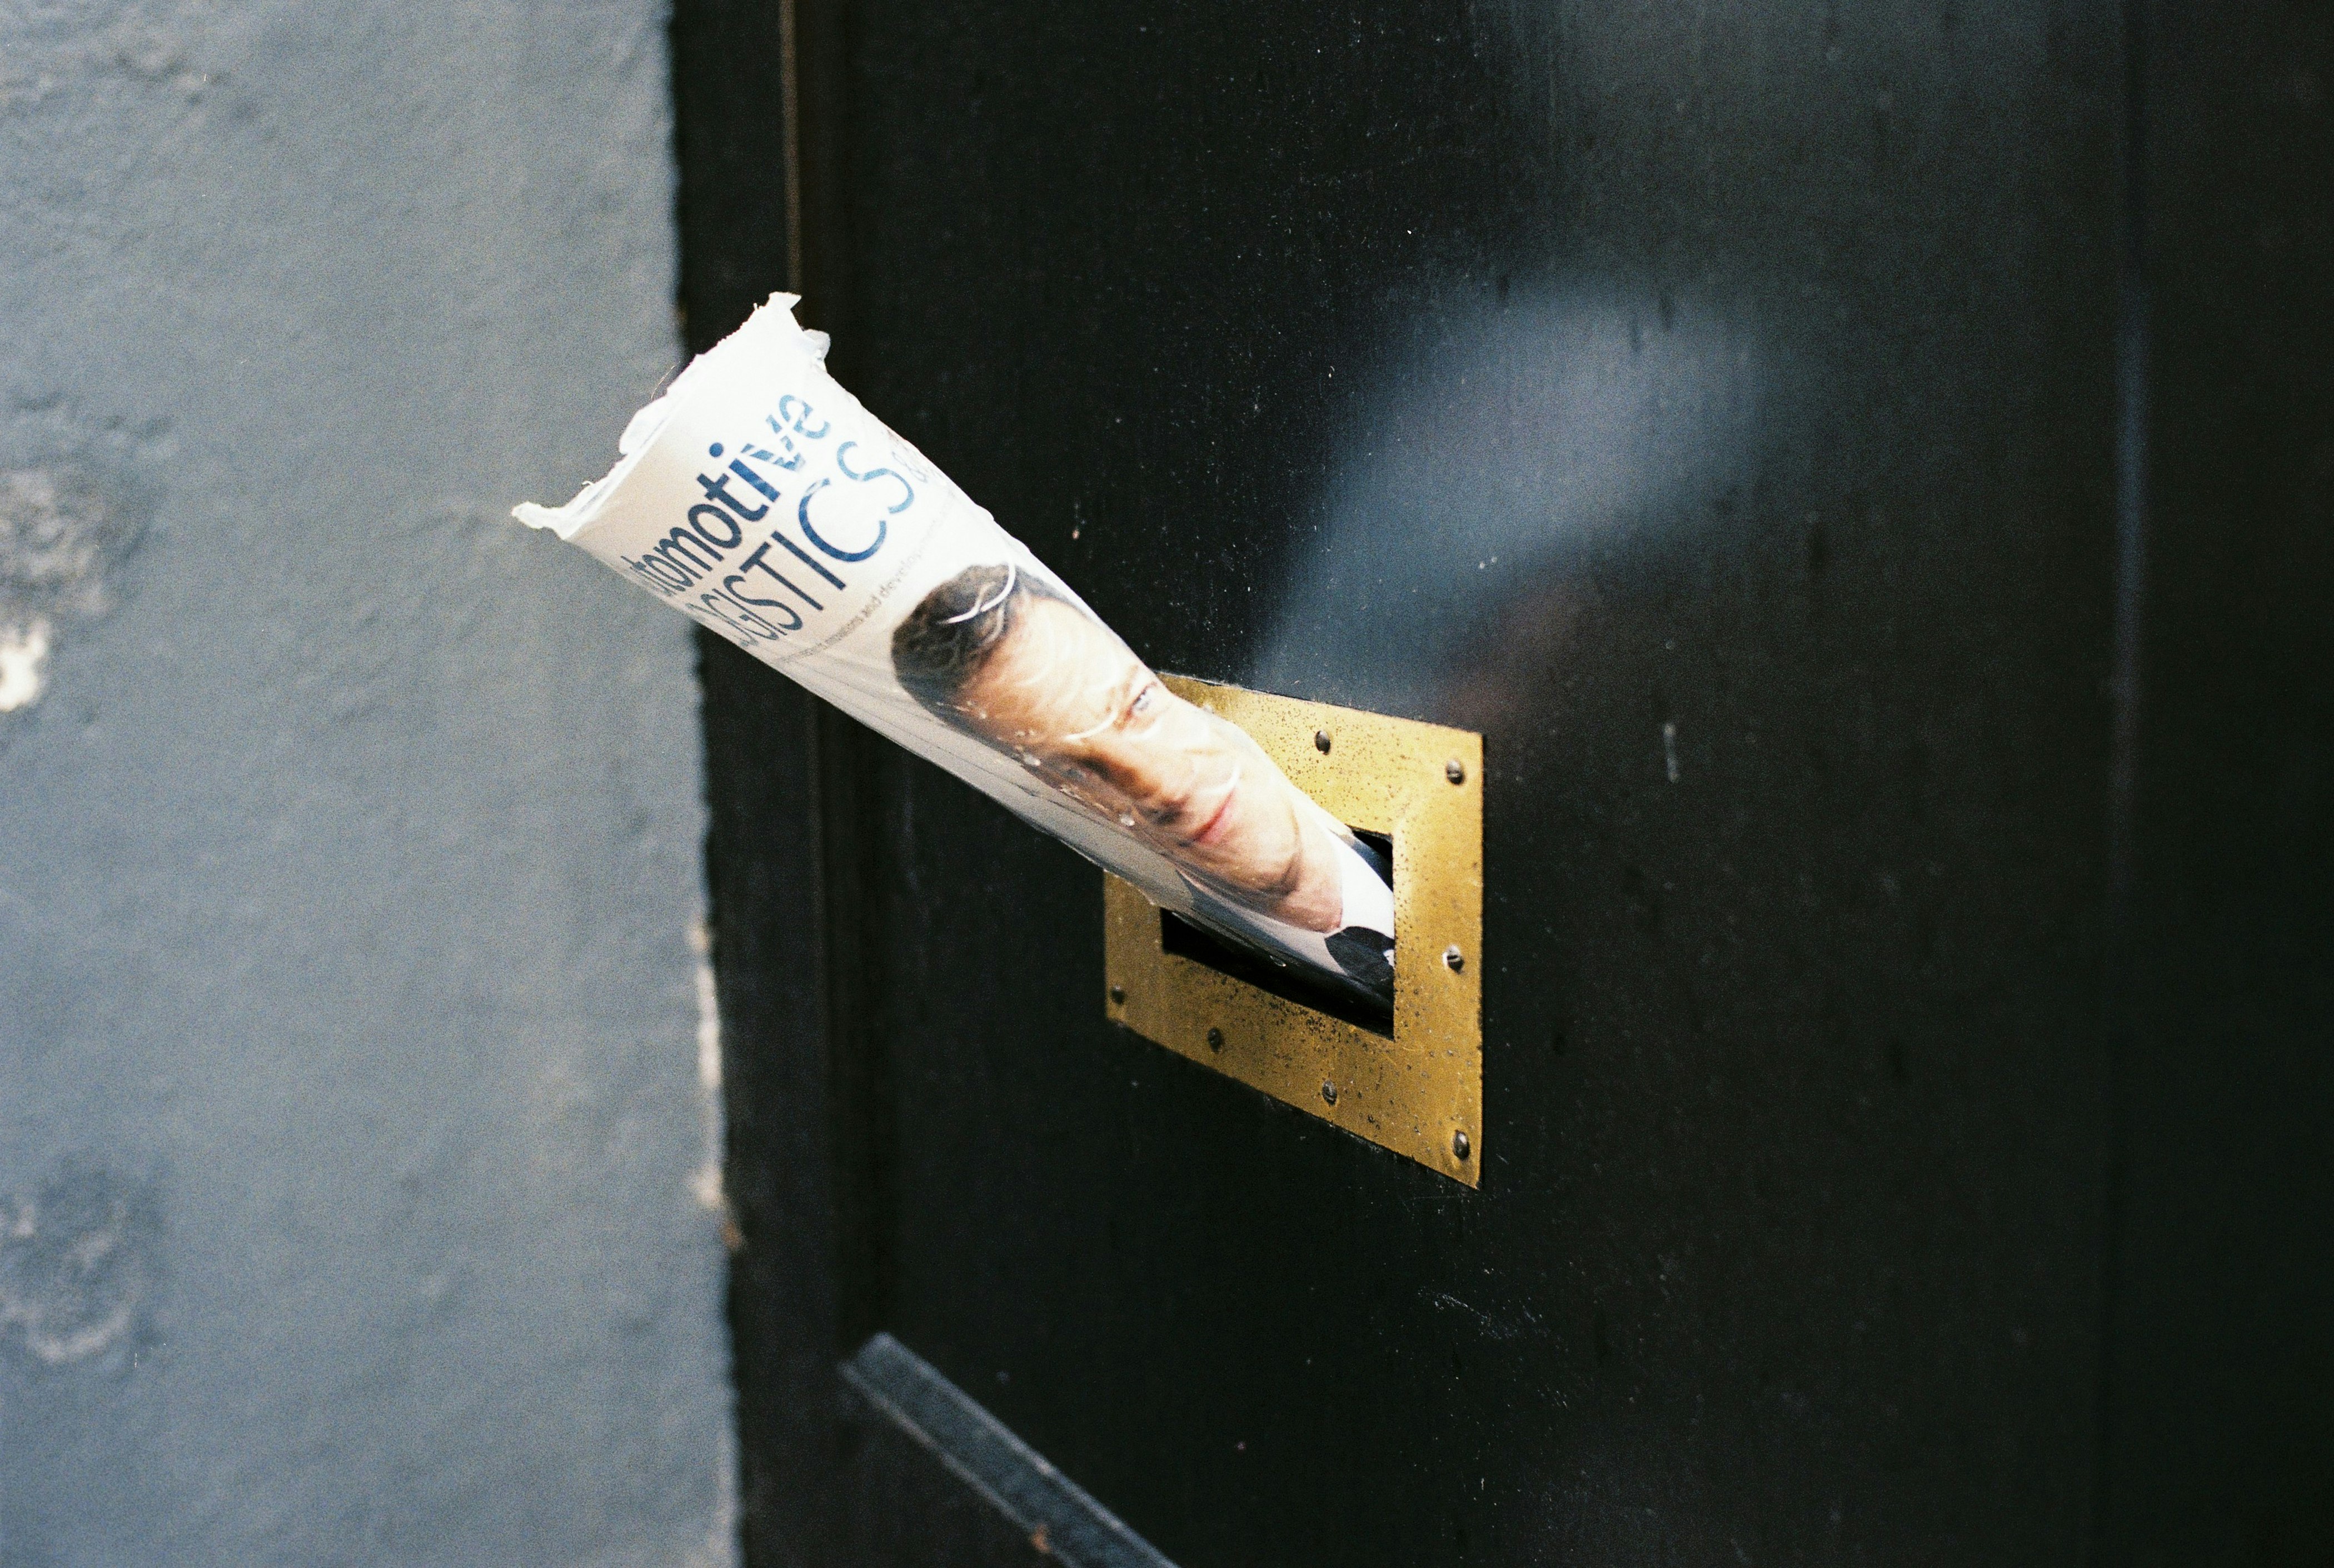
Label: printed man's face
xmin=953 ymin=596 xmax=1336 ymax=926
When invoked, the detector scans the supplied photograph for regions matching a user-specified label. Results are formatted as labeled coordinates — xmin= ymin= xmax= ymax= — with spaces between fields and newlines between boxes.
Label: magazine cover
xmin=516 ymin=296 xmax=1395 ymax=1012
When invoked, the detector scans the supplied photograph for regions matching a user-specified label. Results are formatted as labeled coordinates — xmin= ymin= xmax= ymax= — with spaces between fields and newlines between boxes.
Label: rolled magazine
xmin=515 ymin=296 xmax=1394 ymax=1013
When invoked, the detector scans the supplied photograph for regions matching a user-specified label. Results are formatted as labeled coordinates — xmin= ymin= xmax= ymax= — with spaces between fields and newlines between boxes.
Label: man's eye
xmin=1129 ymin=684 xmax=1156 ymax=716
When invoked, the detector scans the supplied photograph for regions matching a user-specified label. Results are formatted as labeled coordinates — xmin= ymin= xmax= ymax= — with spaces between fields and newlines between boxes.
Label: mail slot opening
xmin=1158 ymin=828 xmax=1397 ymax=1037
xmin=1101 ymin=675 xmax=1479 ymax=1180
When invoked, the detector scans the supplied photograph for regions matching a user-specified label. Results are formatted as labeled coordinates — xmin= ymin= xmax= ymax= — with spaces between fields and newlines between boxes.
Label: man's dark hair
xmin=890 ymin=563 xmax=1078 ymax=723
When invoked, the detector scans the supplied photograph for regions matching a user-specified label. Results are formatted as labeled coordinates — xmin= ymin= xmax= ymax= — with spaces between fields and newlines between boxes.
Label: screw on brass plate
xmin=1109 ymin=984 xmax=1126 ymax=1005
xmin=1314 ymin=730 xmax=1333 ymax=753
xmin=1443 ymin=944 xmax=1465 ymax=973
xmin=1206 ymin=1026 xmax=1224 ymax=1052
xmin=1321 ymin=1081 xmax=1338 ymax=1105
xmin=1452 ymin=1130 xmax=1472 ymax=1161
xmin=1444 ymin=758 xmax=1467 ymax=785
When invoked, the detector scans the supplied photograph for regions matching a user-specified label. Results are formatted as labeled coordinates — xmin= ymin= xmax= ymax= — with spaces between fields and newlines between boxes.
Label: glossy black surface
xmin=2095 ymin=4 xmax=2334 ymax=1560
xmin=679 ymin=0 xmax=2332 ymax=1562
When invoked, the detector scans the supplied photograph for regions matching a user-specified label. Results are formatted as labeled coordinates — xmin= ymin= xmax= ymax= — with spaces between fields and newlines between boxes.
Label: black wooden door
xmin=676 ymin=2 xmax=2333 ymax=1563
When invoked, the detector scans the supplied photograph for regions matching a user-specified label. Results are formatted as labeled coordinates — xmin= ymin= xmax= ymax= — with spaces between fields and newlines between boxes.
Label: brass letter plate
xmin=1104 ymin=676 xmax=1483 ymax=1186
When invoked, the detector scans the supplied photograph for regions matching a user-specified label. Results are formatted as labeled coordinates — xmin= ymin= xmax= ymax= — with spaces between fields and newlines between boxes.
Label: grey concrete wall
xmin=0 ymin=4 xmax=732 ymax=1565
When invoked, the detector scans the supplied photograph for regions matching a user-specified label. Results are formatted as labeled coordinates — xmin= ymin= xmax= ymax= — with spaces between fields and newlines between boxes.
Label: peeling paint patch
xmin=0 ymin=463 xmax=148 ymax=713
xmin=0 ymin=614 xmax=51 ymax=711
xmin=0 ymin=1 xmax=235 ymax=113
xmin=0 ymin=465 xmax=143 ymax=618
xmin=0 ymin=1160 xmax=161 ymax=1369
